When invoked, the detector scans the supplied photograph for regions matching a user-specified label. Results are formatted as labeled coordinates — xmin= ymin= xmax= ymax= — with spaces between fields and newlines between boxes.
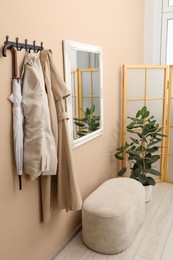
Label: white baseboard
xmin=46 ymin=224 xmax=82 ymax=260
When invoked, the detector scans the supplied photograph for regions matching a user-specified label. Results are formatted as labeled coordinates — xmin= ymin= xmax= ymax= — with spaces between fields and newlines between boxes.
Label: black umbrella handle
xmin=18 ymin=175 xmax=22 ymax=190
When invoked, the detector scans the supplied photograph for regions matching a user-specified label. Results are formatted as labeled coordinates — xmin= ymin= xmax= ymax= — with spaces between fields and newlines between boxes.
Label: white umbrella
xmin=3 ymin=45 xmax=23 ymax=190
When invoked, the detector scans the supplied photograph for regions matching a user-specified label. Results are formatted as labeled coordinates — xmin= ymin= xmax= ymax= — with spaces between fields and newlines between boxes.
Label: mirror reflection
xmin=63 ymin=41 xmax=103 ymax=148
xmin=71 ymin=51 xmax=100 ymax=139
xmin=169 ymin=0 xmax=173 ymax=6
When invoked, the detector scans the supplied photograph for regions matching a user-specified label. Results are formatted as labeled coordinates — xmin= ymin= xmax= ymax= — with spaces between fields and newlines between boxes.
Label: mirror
xmin=63 ymin=40 xmax=103 ymax=148
xmin=169 ymin=0 xmax=173 ymax=6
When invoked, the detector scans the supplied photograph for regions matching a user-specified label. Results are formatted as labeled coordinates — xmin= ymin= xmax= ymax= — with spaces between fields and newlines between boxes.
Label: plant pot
xmin=144 ymin=185 xmax=153 ymax=202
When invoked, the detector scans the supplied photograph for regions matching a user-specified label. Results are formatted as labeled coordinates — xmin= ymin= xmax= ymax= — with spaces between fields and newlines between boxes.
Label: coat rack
xmin=2 ymin=35 xmax=44 ymax=57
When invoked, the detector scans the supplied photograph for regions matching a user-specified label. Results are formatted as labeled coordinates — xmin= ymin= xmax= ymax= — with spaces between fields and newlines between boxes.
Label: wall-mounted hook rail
xmin=2 ymin=36 xmax=44 ymax=57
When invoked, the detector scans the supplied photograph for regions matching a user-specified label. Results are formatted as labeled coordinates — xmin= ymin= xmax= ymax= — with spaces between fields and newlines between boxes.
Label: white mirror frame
xmin=63 ymin=40 xmax=104 ymax=149
xmin=163 ymin=0 xmax=173 ymax=12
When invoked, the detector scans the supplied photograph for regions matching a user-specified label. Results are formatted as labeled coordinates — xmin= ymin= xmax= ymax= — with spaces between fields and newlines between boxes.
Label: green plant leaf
xmin=128 ymin=155 xmax=134 ymax=160
xmin=115 ymin=154 xmax=124 ymax=160
xmin=141 ymin=106 xmax=148 ymax=118
xmin=147 ymin=168 xmax=161 ymax=176
xmin=138 ymin=174 xmax=147 ymax=184
xmin=93 ymin=115 xmax=100 ymax=120
xmin=141 ymin=106 xmax=147 ymax=113
xmin=131 ymin=145 xmax=136 ymax=150
xmin=125 ymin=142 xmax=130 ymax=147
xmin=90 ymin=104 xmax=95 ymax=113
xmin=155 ymin=137 xmax=162 ymax=141
xmin=127 ymin=129 xmax=138 ymax=134
xmin=143 ymin=126 xmax=158 ymax=135
xmin=147 ymin=140 xmax=162 ymax=147
xmin=127 ymin=116 xmax=140 ymax=122
xmin=87 ymin=118 xmax=92 ymax=125
xmin=150 ymin=154 xmax=160 ymax=161
xmin=73 ymin=117 xmax=85 ymax=121
xmin=116 ymin=146 xmax=126 ymax=151
xmin=82 ymin=118 xmax=88 ymax=123
xmin=145 ymin=154 xmax=160 ymax=164
xmin=156 ymin=133 xmax=167 ymax=137
xmin=145 ymin=110 xmax=150 ymax=118
xmin=133 ymin=156 xmax=143 ymax=164
xmin=115 ymin=151 xmax=123 ymax=156
xmin=127 ymin=122 xmax=136 ymax=129
xmin=118 ymin=167 xmax=127 ymax=176
xmin=75 ymin=105 xmax=100 ymax=135
xmin=136 ymin=145 xmax=143 ymax=151
xmin=93 ymin=122 xmax=100 ymax=127
xmin=137 ymin=133 xmax=143 ymax=138
xmin=152 ymin=120 xmax=157 ymax=124
xmin=133 ymin=163 xmax=138 ymax=170
xmin=146 ymin=176 xmax=155 ymax=186
xmin=145 ymin=153 xmax=152 ymax=158
xmin=77 ymin=132 xmax=87 ymax=137
xmin=133 ymin=167 xmax=143 ymax=177
xmin=130 ymin=137 xmax=139 ymax=144
xmin=146 ymin=146 xmax=159 ymax=153
xmin=148 ymin=115 xmax=154 ymax=120
xmin=127 ymin=149 xmax=141 ymax=155
xmin=136 ymin=109 xmax=141 ymax=118
xmin=74 ymin=121 xmax=86 ymax=127
xmin=86 ymin=108 xmax=91 ymax=115
xmin=145 ymin=163 xmax=151 ymax=169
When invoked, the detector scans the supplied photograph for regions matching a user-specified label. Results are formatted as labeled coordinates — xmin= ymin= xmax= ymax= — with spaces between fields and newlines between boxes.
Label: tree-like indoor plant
xmin=114 ymin=106 xmax=166 ymax=202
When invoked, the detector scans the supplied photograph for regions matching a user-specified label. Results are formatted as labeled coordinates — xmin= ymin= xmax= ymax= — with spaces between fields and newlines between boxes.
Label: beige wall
xmin=0 ymin=1 xmax=144 ymax=259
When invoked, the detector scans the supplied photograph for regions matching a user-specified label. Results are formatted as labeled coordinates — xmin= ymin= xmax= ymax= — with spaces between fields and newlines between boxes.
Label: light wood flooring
xmin=54 ymin=182 xmax=173 ymax=260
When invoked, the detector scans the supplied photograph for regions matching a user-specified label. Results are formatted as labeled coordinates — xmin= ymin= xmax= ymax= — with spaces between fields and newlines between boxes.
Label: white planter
xmin=144 ymin=185 xmax=153 ymax=202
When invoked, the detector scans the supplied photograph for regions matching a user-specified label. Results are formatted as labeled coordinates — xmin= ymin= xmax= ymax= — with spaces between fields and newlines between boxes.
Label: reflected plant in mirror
xmin=74 ymin=104 xmax=100 ymax=137
xmin=63 ymin=40 xmax=103 ymax=148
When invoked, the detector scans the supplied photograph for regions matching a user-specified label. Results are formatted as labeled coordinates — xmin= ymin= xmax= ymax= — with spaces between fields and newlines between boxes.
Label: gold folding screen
xmin=122 ymin=65 xmax=169 ymax=183
xmin=165 ymin=65 xmax=173 ymax=183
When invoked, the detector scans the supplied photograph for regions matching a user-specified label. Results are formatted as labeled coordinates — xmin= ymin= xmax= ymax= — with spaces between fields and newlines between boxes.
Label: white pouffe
xmin=82 ymin=177 xmax=145 ymax=254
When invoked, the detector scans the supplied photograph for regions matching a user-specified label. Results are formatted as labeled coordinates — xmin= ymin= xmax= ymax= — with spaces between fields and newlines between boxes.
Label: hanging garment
xmin=40 ymin=50 xmax=82 ymax=220
xmin=21 ymin=53 xmax=57 ymax=180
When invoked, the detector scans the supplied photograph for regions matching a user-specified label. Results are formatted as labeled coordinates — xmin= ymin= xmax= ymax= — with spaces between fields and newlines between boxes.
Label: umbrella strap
xmin=18 ymin=175 xmax=22 ymax=190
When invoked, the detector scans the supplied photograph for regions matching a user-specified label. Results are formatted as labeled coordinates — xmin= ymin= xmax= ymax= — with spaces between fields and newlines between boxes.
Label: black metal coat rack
xmin=2 ymin=35 xmax=44 ymax=57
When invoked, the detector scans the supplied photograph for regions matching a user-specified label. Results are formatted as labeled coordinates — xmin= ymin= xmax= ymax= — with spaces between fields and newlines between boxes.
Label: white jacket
xmin=21 ymin=53 xmax=57 ymax=180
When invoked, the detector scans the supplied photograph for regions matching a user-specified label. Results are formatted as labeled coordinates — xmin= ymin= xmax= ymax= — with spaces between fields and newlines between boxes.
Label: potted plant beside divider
xmin=114 ymin=106 xmax=166 ymax=202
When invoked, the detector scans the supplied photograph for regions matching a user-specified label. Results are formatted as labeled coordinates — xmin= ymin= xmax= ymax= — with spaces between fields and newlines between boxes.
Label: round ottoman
xmin=82 ymin=177 xmax=145 ymax=254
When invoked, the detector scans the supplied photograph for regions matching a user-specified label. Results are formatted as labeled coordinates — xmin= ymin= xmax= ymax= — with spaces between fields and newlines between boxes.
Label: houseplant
xmin=114 ymin=106 xmax=166 ymax=201
xmin=73 ymin=104 xmax=100 ymax=137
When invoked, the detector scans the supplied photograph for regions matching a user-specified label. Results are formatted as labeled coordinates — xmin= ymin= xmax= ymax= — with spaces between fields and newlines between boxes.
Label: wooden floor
xmin=55 ymin=183 xmax=173 ymax=260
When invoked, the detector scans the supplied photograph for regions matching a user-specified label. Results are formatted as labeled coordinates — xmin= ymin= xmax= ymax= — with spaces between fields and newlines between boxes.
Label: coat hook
xmin=25 ymin=39 xmax=32 ymax=52
xmin=40 ymin=42 xmax=43 ymax=51
xmin=3 ymin=36 xmax=44 ymax=54
xmin=33 ymin=40 xmax=36 ymax=52
xmin=25 ymin=39 xmax=28 ymax=52
xmin=4 ymin=35 xmax=9 ymax=45
xmin=16 ymin=37 xmax=23 ymax=51
xmin=28 ymin=47 xmax=32 ymax=53
xmin=35 ymin=48 xmax=40 ymax=53
xmin=34 ymin=40 xmax=40 ymax=53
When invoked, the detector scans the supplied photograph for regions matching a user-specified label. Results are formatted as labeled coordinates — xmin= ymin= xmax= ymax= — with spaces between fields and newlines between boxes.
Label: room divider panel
xmin=165 ymin=65 xmax=173 ymax=183
xmin=122 ymin=65 xmax=169 ymax=183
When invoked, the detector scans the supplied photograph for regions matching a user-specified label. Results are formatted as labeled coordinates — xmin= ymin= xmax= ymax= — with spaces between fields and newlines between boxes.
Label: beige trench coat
xmin=40 ymin=50 xmax=82 ymax=223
